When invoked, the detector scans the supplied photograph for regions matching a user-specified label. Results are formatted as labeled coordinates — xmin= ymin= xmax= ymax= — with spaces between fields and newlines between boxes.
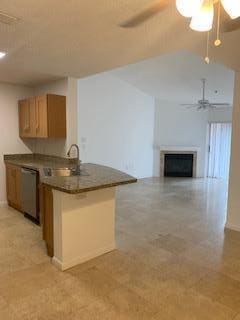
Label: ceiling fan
xmin=0 ymin=11 xmax=19 ymax=25
xmin=120 ymin=0 xmax=240 ymax=33
xmin=181 ymin=78 xmax=231 ymax=110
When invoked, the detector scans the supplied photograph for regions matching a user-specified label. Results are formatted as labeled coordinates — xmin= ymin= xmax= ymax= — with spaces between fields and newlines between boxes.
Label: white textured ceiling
xmin=111 ymin=51 xmax=235 ymax=104
xmin=0 ymin=0 xmax=240 ymax=85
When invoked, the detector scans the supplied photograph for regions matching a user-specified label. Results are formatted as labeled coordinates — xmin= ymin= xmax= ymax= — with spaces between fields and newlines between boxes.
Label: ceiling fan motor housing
xmin=198 ymin=99 xmax=209 ymax=105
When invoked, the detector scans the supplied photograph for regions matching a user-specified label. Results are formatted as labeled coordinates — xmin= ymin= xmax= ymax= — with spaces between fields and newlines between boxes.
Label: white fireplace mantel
xmin=157 ymin=145 xmax=201 ymax=153
xmin=153 ymin=145 xmax=201 ymax=178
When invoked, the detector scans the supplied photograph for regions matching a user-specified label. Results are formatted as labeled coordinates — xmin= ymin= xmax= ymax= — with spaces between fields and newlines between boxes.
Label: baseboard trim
xmin=0 ymin=201 xmax=8 ymax=208
xmin=52 ymin=243 xmax=116 ymax=271
xmin=225 ymin=222 xmax=240 ymax=232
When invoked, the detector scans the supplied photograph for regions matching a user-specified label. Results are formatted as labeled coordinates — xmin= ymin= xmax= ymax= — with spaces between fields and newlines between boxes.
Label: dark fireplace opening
xmin=164 ymin=154 xmax=194 ymax=177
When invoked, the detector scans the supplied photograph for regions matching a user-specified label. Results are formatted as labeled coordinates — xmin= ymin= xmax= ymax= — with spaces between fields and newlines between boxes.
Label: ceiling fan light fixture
xmin=221 ymin=0 xmax=240 ymax=19
xmin=190 ymin=0 xmax=214 ymax=32
xmin=176 ymin=0 xmax=204 ymax=17
xmin=0 ymin=51 xmax=6 ymax=59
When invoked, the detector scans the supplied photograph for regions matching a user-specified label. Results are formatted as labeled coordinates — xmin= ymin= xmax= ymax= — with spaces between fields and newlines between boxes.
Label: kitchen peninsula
xmin=4 ymin=154 xmax=137 ymax=270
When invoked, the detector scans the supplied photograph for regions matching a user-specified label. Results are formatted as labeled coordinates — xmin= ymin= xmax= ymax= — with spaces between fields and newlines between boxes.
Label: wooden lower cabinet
xmin=6 ymin=164 xmax=22 ymax=211
xmin=6 ymin=164 xmax=54 ymax=257
xmin=41 ymin=185 xmax=54 ymax=257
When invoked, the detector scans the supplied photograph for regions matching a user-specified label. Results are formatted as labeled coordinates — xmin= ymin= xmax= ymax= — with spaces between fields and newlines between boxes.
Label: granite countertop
xmin=41 ymin=163 xmax=137 ymax=194
xmin=4 ymin=154 xmax=137 ymax=194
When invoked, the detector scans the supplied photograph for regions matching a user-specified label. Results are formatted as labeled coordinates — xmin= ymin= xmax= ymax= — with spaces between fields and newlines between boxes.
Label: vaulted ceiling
xmin=111 ymin=51 xmax=235 ymax=104
xmin=0 ymin=0 xmax=240 ymax=85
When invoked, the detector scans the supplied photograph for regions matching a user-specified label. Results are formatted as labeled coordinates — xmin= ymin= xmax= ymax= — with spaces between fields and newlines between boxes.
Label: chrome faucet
xmin=67 ymin=144 xmax=81 ymax=173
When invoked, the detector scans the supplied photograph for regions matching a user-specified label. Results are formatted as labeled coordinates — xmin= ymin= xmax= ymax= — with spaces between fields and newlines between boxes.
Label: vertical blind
xmin=208 ymin=122 xmax=232 ymax=179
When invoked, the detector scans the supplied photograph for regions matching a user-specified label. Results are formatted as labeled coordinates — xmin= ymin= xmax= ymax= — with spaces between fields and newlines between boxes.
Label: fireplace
xmin=164 ymin=153 xmax=193 ymax=177
xmin=160 ymin=149 xmax=197 ymax=178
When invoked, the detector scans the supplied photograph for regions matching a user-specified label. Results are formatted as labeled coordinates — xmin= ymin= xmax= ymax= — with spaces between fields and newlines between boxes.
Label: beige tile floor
xmin=1 ymin=177 xmax=240 ymax=319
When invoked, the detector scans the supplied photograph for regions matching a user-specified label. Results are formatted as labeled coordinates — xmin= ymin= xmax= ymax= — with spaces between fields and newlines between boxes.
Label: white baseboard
xmin=0 ymin=201 xmax=8 ymax=208
xmin=52 ymin=243 xmax=116 ymax=271
xmin=225 ymin=222 xmax=240 ymax=232
xmin=51 ymin=257 xmax=63 ymax=270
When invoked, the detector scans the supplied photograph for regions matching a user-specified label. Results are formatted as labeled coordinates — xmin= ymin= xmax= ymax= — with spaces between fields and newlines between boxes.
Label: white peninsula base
xmin=51 ymin=187 xmax=116 ymax=271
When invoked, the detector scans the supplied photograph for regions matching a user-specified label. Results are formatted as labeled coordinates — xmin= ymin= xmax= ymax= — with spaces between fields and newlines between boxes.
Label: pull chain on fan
xmin=215 ymin=1 xmax=222 ymax=46
xmin=205 ymin=31 xmax=210 ymax=64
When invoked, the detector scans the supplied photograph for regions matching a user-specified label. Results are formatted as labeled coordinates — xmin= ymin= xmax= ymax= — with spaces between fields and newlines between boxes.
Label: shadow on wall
xmin=22 ymin=138 xmax=66 ymax=157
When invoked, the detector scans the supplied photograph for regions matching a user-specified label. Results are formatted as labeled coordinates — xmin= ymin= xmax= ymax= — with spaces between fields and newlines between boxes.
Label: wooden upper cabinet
xmin=19 ymin=94 xmax=66 ymax=139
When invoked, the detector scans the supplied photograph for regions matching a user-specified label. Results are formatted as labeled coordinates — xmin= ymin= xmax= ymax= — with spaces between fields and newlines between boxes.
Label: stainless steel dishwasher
xmin=21 ymin=167 xmax=39 ymax=224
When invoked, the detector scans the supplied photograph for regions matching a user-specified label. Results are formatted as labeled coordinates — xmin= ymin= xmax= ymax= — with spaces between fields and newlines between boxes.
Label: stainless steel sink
xmin=43 ymin=167 xmax=89 ymax=177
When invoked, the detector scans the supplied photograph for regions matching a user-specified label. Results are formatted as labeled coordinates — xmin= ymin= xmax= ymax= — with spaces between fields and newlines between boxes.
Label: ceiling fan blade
xmin=120 ymin=0 xmax=171 ymax=28
xmin=221 ymin=17 xmax=240 ymax=33
xmin=180 ymin=104 xmax=200 ymax=107
xmin=210 ymin=105 xmax=230 ymax=108
xmin=209 ymin=103 xmax=231 ymax=106
xmin=0 ymin=11 xmax=19 ymax=25
xmin=208 ymin=104 xmax=217 ymax=109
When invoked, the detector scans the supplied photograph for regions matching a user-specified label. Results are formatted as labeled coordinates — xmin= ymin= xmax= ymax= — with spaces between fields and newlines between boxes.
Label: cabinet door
xmin=6 ymin=166 xmax=16 ymax=204
xmin=47 ymin=95 xmax=66 ymax=138
xmin=6 ymin=165 xmax=22 ymax=210
xmin=19 ymin=98 xmax=36 ymax=138
xmin=35 ymin=96 xmax=48 ymax=138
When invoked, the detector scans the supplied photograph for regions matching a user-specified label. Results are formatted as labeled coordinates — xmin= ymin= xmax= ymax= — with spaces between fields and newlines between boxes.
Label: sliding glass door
xmin=208 ymin=122 xmax=232 ymax=179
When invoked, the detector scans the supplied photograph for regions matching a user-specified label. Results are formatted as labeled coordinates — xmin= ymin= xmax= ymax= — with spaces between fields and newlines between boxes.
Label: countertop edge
xmin=41 ymin=178 xmax=137 ymax=194
xmin=5 ymin=158 xmax=138 ymax=194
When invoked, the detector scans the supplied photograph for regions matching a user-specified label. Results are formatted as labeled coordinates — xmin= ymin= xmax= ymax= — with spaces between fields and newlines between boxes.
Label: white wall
xmin=78 ymin=73 xmax=155 ymax=178
xmin=226 ymin=72 xmax=240 ymax=231
xmin=208 ymin=107 xmax=232 ymax=123
xmin=153 ymin=100 xmax=209 ymax=177
xmin=66 ymin=78 xmax=78 ymax=154
xmin=0 ymin=82 xmax=33 ymax=205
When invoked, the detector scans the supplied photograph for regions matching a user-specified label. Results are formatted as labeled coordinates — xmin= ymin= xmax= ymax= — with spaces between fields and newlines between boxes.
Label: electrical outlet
xmin=81 ymin=137 xmax=87 ymax=143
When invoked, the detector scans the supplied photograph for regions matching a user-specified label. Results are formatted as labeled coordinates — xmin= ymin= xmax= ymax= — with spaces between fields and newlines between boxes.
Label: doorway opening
xmin=208 ymin=122 xmax=232 ymax=179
